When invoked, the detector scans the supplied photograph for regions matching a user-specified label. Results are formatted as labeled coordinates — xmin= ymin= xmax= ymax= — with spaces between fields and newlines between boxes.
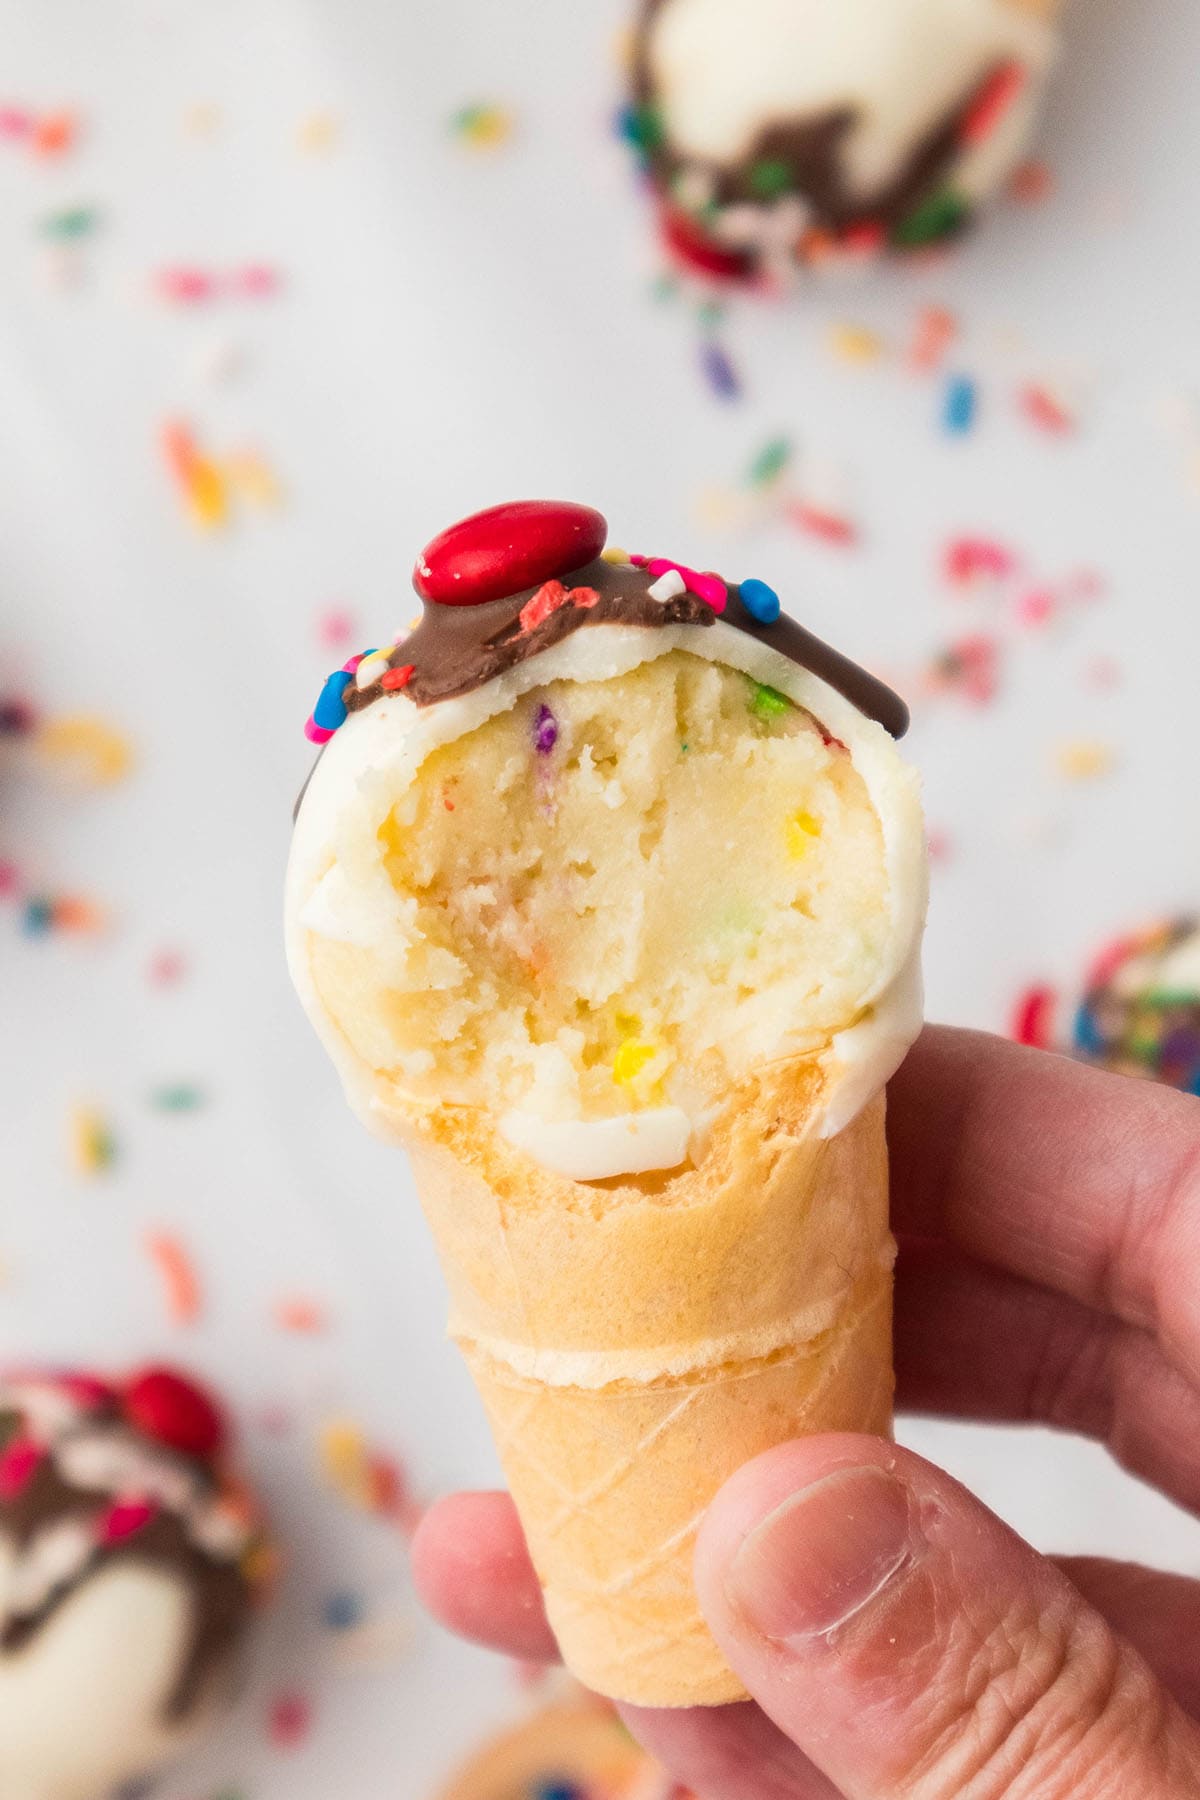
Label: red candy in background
xmin=124 ymin=1364 xmax=227 ymax=1460
xmin=413 ymin=500 xmax=607 ymax=607
xmin=659 ymin=206 xmax=754 ymax=283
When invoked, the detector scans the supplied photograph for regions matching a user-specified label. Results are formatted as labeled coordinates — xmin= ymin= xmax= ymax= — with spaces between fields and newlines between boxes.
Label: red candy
xmin=124 ymin=1365 xmax=227 ymax=1461
xmin=659 ymin=206 xmax=754 ymax=283
xmin=413 ymin=501 xmax=607 ymax=607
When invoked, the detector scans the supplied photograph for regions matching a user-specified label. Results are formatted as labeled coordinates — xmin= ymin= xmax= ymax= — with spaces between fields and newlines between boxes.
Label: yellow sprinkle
xmin=34 ymin=715 xmax=133 ymax=786
xmin=318 ymin=1419 xmax=373 ymax=1509
xmin=297 ymin=111 xmax=339 ymax=152
xmin=601 ymin=545 xmax=631 ymax=564
xmin=1055 ymin=740 xmax=1115 ymax=781
xmin=454 ymin=104 xmax=513 ymax=149
xmin=69 ymin=1105 xmax=115 ymax=1176
xmin=186 ymin=455 xmax=227 ymax=529
xmin=224 ymin=449 xmax=282 ymax=508
xmin=786 ymin=810 xmax=822 ymax=857
xmin=828 ymin=323 xmax=884 ymax=365
xmin=184 ymin=102 xmax=221 ymax=137
xmin=613 ymin=1041 xmax=656 ymax=1085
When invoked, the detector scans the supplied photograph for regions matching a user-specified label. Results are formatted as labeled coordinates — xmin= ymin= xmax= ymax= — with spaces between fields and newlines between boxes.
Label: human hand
xmin=413 ymin=1027 xmax=1200 ymax=1798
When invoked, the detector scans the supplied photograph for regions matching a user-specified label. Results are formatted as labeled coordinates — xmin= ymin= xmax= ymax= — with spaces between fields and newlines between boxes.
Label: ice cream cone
xmin=286 ymin=503 xmax=926 ymax=1710
xmin=392 ymin=1064 xmax=893 ymax=1707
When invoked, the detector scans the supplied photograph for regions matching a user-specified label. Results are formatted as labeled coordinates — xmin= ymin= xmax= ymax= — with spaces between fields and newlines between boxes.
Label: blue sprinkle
xmin=313 ymin=670 xmax=351 ymax=732
xmin=534 ymin=1784 xmax=585 ymax=1800
xmin=739 ymin=578 xmax=781 ymax=624
xmin=1072 ymin=1002 xmax=1104 ymax=1055
xmin=21 ymin=897 xmax=53 ymax=936
xmin=323 ymin=1588 xmax=364 ymax=1631
xmin=942 ymin=374 xmax=977 ymax=436
xmin=699 ymin=338 xmax=740 ymax=402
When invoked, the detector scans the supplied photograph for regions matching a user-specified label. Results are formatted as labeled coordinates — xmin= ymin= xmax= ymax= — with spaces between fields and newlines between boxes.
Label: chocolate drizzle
xmin=344 ymin=556 xmax=909 ymax=738
xmin=0 ymin=1391 xmax=263 ymax=1724
xmin=628 ymin=0 xmax=1012 ymax=255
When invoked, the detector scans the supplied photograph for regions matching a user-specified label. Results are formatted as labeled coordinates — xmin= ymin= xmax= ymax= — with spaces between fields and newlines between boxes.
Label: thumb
xmin=695 ymin=1436 xmax=1200 ymax=1800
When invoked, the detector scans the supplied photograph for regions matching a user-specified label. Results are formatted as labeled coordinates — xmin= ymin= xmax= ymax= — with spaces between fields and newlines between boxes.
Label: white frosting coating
xmin=647 ymin=0 xmax=1058 ymax=204
xmin=500 ymin=1105 xmax=696 ymax=1180
xmin=287 ymin=615 xmax=927 ymax=1179
xmin=0 ymin=1553 xmax=208 ymax=1800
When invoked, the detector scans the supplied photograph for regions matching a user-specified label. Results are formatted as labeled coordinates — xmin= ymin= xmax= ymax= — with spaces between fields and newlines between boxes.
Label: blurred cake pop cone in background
xmin=0 ymin=1364 xmax=273 ymax=1800
xmin=624 ymin=0 xmax=1064 ymax=282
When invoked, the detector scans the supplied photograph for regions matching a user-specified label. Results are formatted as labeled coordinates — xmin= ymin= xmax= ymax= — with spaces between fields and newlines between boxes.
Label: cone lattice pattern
xmin=397 ymin=1064 xmax=895 ymax=1707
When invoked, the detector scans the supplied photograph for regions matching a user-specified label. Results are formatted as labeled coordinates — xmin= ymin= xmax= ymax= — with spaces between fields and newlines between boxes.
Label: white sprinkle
xmin=356 ymin=653 xmax=388 ymax=691
xmin=648 ymin=569 xmax=686 ymax=603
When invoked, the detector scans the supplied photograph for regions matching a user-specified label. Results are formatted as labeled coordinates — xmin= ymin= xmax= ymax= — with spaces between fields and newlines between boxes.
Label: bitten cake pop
xmin=624 ymin=0 xmax=1062 ymax=280
xmin=437 ymin=1693 xmax=679 ymax=1800
xmin=287 ymin=500 xmax=926 ymax=1706
xmin=1072 ymin=919 xmax=1200 ymax=1094
xmin=0 ymin=1366 xmax=272 ymax=1800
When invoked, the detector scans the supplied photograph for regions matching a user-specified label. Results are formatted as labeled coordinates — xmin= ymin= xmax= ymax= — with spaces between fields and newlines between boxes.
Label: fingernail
xmin=725 ymin=1466 xmax=919 ymax=1644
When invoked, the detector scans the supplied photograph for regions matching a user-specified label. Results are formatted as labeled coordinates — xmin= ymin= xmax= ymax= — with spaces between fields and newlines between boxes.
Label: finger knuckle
xmin=896 ymin=1593 xmax=1177 ymax=1800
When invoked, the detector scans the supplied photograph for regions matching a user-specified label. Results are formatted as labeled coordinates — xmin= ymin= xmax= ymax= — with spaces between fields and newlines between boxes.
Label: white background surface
xmin=2 ymin=0 xmax=1200 ymax=1794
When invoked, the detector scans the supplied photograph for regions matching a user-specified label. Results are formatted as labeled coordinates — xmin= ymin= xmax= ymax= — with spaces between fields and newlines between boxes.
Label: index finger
xmin=887 ymin=1026 xmax=1200 ymax=1369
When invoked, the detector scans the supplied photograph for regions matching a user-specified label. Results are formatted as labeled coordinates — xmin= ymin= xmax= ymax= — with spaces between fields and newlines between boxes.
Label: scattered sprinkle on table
xmin=909 ymin=305 xmax=957 ymax=372
xmin=828 ymin=322 xmax=883 ymax=365
xmin=69 ymin=1106 xmax=116 ymax=1175
xmin=1019 ymin=383 xmax=1076 ymax=435
xmin=942 ymin=373 xmax=978 ymax=436
xmin=144 ymin=1231 xmax=202 ymax=1324
xmin=451 ymin=103 xmax=514 ymax=149
xmin=698 ymin=338 xmax=740 ymax=402
xmin=149 ymin=1084 xmax=205 ymax=1112
xmin=34 ymin=715 xmax=133 ymax=785
xmin=273 ymin=1295 xmax=328 ymax=1334
xmin=268 ymin=1692 xmax=313 ymax=1750
xmin=1055 ymin=739 xmax=1116 ymax=781
xmin=1011 ymin=984 xmax=1057 ymax=1049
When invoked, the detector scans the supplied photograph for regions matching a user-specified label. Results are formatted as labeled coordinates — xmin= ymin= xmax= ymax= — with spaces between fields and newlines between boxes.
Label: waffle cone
xmin=392 ymin=1060 xmax=894 ymax=1708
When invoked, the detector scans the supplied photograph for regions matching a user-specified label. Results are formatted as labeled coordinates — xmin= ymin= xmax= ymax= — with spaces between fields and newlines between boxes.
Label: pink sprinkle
xmin=317 ymin=607 xmax=356 ymax=649
xmin=233 ymin=264 xmax=281 ymax=298
xmin=268 ymin=1692 xmax=313 ymax=1749
xmin=0 ymin=859 xmax=20 ymax=898
xmin=959 ymin=61 xmax=1026 ymax=146
xmin=644 ymin=558 xmax=727 ymax=613
xmin=148 ymin=948 xmax=187 ymax=986
xmin=342 ymin=653 xmax=365 ymax=674
xmin=0 ymin=108 xmax=32 ymax=138
xmin=1015 ymin=586 xmax=1056 ymax=628
xmin=942 ymin=536 xmax=1018 ymax=588
xmin=1084 ymin=654 xmax=1121 ymax=691
xmin=1011 ymin=984 xmax=1057 ymax=1050
xmin=304 ymin=718 xmax=335 ymax=746
xmin=155 ymin=266 xmax=217 ymax=304
xmin=570 ymin=586 xmax=600 ymax=609
xmin=790 ymin=502 xmax=858 ymax=547
xmin=0 ymin=1437 xmax=44 ymax=1499
xmin=1020 ymin=384 xmax=1074 ymax=435
xmin=927 ymin=828 xmax=954 ymax=864
xmin=519 ymin=579 xmax=570 ymax=633
xmin=100 ymin=1498 xmax=158 ymax=1543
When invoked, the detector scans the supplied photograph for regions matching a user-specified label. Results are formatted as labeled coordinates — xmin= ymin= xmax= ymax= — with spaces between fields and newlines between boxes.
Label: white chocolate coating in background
xmin=286 ymin=620 xmax=926 ymax=1179
xmin=647 ymin=0 xmax=1059 ymax=205
xmin=0 ymin=1552 xmax=208 ymax=1800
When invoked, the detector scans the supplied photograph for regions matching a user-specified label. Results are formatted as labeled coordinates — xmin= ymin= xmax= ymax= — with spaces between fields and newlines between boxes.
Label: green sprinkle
xmin=892 ymin=188 xmax=970 ymax=249
xmin=679 ymin=740 xmax=689 ymax=754
xmin=695 ymin=297 xmax=726 ymax=331
xmin=623 ymin=103 xmax=664 ymax=154
xmin=749 ymin=681 xmax=790 ymax=721
xmin=150 ymin=1084 xmax=206 ymax=1113
xmin=749 ymin=159 xmax=791 ymax=199
xmin=747 ymin=436 xmax=793 ymax=488
xmin=40 ymin=205 xmax=98 ymax=240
